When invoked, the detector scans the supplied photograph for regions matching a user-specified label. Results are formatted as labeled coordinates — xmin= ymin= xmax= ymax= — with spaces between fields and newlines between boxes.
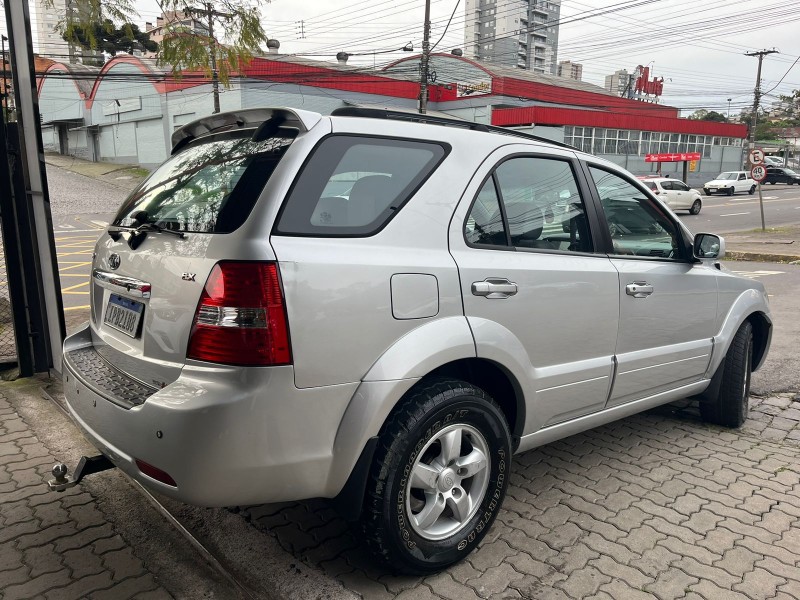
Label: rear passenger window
xmin=275 ymin=135 xmax=447 ymax=236
xmin=467 ymin=157 xmax=592 ymax=253
xmin=465 ymin=178 xmax=507 ymax=246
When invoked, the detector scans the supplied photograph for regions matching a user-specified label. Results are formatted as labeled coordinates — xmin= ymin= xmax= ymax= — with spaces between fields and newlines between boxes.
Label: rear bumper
xmin=63 ymin=323 xmax=358 ymax=506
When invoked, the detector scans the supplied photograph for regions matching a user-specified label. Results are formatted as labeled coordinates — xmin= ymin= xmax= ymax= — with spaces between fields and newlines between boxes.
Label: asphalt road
xmin=677 ymin=183 xmax=800 ymax=234
xmin=728 ymin=261 xmax=800 ymax=396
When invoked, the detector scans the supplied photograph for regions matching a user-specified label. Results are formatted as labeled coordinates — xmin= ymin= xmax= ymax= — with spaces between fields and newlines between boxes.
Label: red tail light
xmin=187 ymin=262 xmax=292 ymax=366
xmin=135 ymin=459 xmax=177 ymax=487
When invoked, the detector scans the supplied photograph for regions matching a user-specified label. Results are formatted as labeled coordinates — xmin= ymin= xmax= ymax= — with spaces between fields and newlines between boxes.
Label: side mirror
xmin=693 ymin=233 xmax=725 ymax=260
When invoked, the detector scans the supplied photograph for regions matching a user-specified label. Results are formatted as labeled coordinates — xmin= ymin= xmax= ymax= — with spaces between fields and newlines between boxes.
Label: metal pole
xmin=419 ymin=0 xmax=431 ymax=114
xmin=745 ymin=49 xmax=777 ymax=232
xmin=5 ymin=0 xmax=66 ymax=373
xmin=1 ymin=35 xmax=6 ymax=115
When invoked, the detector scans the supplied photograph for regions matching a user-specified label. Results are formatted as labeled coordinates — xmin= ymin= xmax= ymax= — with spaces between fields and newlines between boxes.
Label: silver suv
xmin=63 ymin=107 xmax=772 ymax=574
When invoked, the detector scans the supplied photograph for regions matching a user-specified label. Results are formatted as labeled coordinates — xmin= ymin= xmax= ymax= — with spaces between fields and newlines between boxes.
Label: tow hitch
xmin=47 ymin=455 xmax=116 ymax=492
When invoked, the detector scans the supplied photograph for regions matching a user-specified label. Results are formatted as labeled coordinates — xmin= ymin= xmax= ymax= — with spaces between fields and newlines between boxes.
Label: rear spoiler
xmin=170 ymin=107 xmax=322 ymax=154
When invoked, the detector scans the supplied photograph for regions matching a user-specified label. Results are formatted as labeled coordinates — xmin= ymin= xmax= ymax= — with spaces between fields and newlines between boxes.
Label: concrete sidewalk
xmin=44 ymin=154 xmax=148 ymax=193
xmin=723 ymin=227 xmax=800 ymax=264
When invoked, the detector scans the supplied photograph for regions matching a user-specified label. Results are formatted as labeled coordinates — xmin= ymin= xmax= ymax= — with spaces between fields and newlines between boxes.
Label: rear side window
xmin=114 ymin=133 xmax=293 ymax=233
xmin=274 ymin=135 xmax=448 ymax=236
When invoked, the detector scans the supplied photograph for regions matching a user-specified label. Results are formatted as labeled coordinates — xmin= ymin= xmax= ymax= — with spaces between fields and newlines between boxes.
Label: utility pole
xmin=745 ymin=49 xmax=778 ymax=232
xmin=189 ymin=3 xmax=233 ymax=114
xmin=745 ymin=49 xmax=778 ymax=162
xmin=419 ymin=0 xmax=431 ymax=114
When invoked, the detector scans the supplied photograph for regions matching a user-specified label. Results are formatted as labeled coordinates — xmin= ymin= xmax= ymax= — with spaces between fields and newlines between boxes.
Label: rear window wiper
xmin=108 ymin=211 xmax=185 ymax=248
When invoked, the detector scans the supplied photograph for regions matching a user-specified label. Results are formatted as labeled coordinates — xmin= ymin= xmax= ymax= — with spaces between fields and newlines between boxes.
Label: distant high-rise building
xmin=35 ymin=0 xmax=98 ymax=63
xmin=464 ymin=0 xmax=561 ymax=74
xmin=557 ymin=60 xmax=582 ymax=81
xmin=605 ymin=69 xmax=632 ymax=97
xmin=35 ymin=0 xmax=71 ymax=60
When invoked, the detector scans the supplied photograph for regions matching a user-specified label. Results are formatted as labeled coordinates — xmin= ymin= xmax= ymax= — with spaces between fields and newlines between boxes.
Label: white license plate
xmin=708 ymin=188 xmax=717 ymax=192
xmin=103 ymin=294 xmax=144 ymax=338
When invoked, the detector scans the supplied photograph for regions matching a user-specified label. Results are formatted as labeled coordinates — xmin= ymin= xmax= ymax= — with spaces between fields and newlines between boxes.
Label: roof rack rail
xmin=330 ymin=106 xmax=577 ymax=151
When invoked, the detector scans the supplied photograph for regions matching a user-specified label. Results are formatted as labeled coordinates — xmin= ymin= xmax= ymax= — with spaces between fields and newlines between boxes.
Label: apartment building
xmin=464 ymin=0 xmax=561 ymax=74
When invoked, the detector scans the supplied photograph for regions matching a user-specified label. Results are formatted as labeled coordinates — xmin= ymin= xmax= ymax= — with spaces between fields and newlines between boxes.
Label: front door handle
xmin=626 ymin=282 xmax=654 ymax=298
xmin=472 ymin=278 xmax=518 ymax=299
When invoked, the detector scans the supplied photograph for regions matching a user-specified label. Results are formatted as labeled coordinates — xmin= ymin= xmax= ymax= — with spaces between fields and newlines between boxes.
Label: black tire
xmin=700 ymin=321 xmax=753 ymax=428
xmin=748 ymin=185 xmax=756 ymax=194
xmin=362 ymin=378 xmax=512 ymax=574
xmin=690 ymin=199 xmax=702 ymax=215
xmin=703 ymin=189 xmax=711 ymax=196
xmin=728 ymin=187 xmax=735 ymax=196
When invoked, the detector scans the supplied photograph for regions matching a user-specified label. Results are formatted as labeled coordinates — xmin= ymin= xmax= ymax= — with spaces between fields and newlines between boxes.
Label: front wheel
xmin=749 ymin=185 xmax=756 ymax=194
xmin=727 ymin=187 xmax=735 ymax=196
xmin=703 ymin=189 xmax=711 ymax=196
xmin=362 ymin=379 xmax=512 ymax=574
xmin=700 ymin=321 xmax=753 ymax=428
xmin=690 ymin=199 xmax=702 ymax=215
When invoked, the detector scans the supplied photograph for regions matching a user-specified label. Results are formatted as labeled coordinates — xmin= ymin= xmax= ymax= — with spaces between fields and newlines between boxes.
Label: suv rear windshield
xmin=274 ymin=135 xmax=448 ymax=236
xmin=113 ymin=132 xmax=294 ymax=233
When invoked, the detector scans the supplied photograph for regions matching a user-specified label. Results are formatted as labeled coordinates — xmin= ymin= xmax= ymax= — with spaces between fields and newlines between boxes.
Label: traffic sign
xmin=749 ymin=149 xmax=765 ymax=164
xmin=751 ymin=164 xmax=767 ymax=182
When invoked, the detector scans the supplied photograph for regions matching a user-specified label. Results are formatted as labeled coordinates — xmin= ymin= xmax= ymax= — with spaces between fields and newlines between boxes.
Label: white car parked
xmin=640 ymin=177 xmax=703 ymax=214
xmin=703 ymin=171 xmax=756 ymax=196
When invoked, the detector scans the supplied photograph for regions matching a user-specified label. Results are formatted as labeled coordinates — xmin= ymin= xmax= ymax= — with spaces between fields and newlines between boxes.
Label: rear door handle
xmin=472 ymin=278 xmax=518 ymax=299
xmin=626 ymin=282 xmax=654 ymax=298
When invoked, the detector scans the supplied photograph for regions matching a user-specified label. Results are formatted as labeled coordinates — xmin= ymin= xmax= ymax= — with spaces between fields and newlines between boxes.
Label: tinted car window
xmin=465 ymin=178 xmax=507 ymax=247
xmin=492 ymin=157 xmax=592 ymax=253
xmin=590 ymin=167 xmax=681 ymax=259
xmin=114 ymin=133 xmax=294 ymax=233
xmin=275 ymin=135 xmax=447 ymax=236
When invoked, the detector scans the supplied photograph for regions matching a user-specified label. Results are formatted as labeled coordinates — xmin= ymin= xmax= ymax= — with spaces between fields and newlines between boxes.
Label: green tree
xmin=47 ymin=0 xmax=269 ymax=86
xmin=701 ymin=111 xmax=727 ymax=122
xmin=64 ymin=20 xmax=158 ymax=56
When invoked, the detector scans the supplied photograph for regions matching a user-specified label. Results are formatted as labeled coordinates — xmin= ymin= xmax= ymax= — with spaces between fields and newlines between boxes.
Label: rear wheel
xmin=700 ymin=321 xmax=753 ymax=428
xmin=690 ymin=199 xmax=702 ymax=215
xmin=362 ymin=378 xmax=511 ymax=574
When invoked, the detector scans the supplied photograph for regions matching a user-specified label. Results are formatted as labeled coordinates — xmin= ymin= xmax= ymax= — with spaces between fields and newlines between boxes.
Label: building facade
xmin=465 ymin=0 xmax=561 ymax=74
xmin=36 ymin=52 xmax=746 ymax=180
xmin=557 ymin=60 xmax=582 ymax=81
xmin=35 ymin=0 xmax=70 ymax=60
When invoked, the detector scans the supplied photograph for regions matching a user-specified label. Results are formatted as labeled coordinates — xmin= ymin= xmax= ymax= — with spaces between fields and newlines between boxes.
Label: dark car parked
xmin=765 ymin=167 xmax=800 ymax=185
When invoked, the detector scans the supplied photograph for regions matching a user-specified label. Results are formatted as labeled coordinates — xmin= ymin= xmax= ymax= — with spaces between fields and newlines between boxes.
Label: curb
xmin=727 ymin=250 xmax=800 ymax=264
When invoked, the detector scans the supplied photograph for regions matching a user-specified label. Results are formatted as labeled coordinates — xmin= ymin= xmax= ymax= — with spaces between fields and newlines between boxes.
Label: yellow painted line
xmin=74 ymin=216 xmax=107 ymax=230
xmin=57 ymin=242 xmax=96 ymax=249
xmin=64 ymin=305 xmax=90 ymax=311
xmin=58 ymin=262 xmax=92 ymax=271
xmin=63 ymin=291 xmax=89 ymax=295
xmin=62 ymin=281 xmax=89 ymax=292
xmin=55 ymin=236 xmax=100 ymax=241
xmin=58 ymin=273 xmax=89 ymax=277
xmin=57 ymin=251 xmax=93 ymax=258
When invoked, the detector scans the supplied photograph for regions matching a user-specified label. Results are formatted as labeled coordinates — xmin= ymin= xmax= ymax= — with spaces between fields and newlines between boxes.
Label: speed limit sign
xmin=749 ymin=149 xmax=765 ymax=164
xmin=751 ymin=164 xmax=767 ymax=182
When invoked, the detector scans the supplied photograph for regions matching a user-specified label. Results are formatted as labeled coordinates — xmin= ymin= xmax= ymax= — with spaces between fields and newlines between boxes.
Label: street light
xmin=727 ymin=98 xmax=732 ymax=120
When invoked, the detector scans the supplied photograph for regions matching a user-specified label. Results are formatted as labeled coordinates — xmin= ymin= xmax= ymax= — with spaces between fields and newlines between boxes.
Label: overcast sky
xmin=9 ymin=0 xmax=800 ymax=115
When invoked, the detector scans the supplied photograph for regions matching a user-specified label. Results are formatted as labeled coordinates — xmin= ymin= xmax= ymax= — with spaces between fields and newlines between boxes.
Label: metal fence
xmin=0 ymin=228 xmax=17 ymax=363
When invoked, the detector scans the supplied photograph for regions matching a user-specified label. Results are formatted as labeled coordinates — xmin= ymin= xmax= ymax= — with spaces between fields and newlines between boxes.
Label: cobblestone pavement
xmin=0 ymin=389 xmax=173 ymax=600
xmin=241 ymin=392 xmax=800 ymax=600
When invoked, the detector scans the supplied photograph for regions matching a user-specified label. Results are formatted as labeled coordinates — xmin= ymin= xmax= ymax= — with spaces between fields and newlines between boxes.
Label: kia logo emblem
xmin=108 ymin=254 xmax=121 ymax=270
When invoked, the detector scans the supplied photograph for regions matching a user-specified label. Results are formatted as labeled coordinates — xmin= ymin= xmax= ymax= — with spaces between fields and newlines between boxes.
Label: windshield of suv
xmin=114 ymin=132 xmax=294 ymax=233
xmin=716 ymin=172 xmax=738 ymax=180
xmin=784 ymin=169 xmax=798 ymax=175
